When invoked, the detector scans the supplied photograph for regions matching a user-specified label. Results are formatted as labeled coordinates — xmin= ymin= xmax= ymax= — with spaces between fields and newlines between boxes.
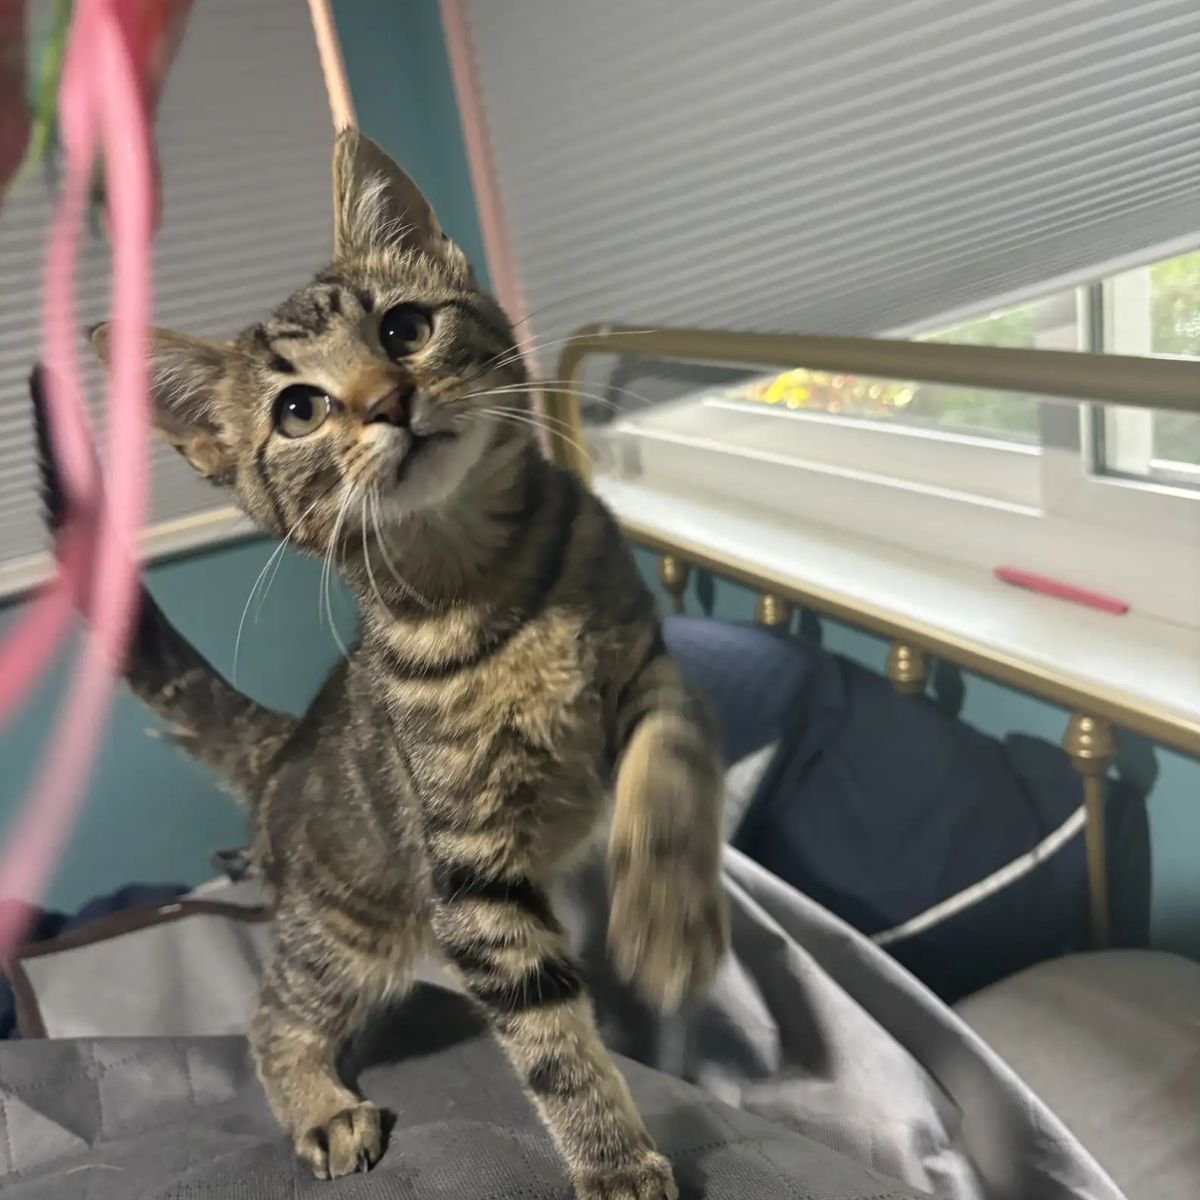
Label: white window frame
xmin=592 ymin=260 xmax=1200 ymax=631
xmin=1096 ymin=265 xmax=1200 ymax=489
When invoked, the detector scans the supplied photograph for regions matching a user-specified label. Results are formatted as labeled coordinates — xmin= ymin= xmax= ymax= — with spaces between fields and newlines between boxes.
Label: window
xmin=1098 ymin=250 xmax=1200 ymax=489
xmin=720 ymin=291 xmax=1083 ymax=445
xmin=456 ymin=0 xmax=1200 ymax=631
xmin=589 ymin=246 xmax=1200 ymax=630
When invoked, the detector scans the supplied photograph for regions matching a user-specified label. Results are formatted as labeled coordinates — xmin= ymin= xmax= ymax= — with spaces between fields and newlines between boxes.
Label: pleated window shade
xmin=0 ymin=0 xmax=332 ymax=581
xmin=463 ymin=0 xmax=1200 ymax=355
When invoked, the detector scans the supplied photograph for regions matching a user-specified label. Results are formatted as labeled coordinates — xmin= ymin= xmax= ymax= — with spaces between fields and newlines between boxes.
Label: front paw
xmin=607 ymin=845 xmax=728 ymax=1011
xmin=294 ymin=1100 xmax=383 ymax=1180
xmin=575 ymin=1151 xmax=678 ymax=1199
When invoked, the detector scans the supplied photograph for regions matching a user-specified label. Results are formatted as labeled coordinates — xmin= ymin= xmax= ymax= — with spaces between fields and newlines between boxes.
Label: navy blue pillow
xmin=665 ymin=620 xmax=1149 ymax=1001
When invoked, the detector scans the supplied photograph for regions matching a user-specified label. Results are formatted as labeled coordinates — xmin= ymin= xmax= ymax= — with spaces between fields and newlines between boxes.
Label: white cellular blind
xmin=464 ymin=0 xmax=1200 ymax=350
xmin=0 ymin=0 xmax=332 ymax=579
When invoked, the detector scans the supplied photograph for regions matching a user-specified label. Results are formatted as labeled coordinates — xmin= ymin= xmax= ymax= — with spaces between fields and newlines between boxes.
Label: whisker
xmin=473 ymin=402 xmax=584 ymax=437
xmin=319 ymin=484 xmax=354 ymax=636
xmin=232 ymin=489 xmax=331 ymax=684
xmin=321 ymin=487 xmax=356 ymax=661
xmin=318 ymin=507 xmax=335 ymax=633
xmin=369 ymin=485 xmax=434 ymax=610
xmin=457 ymin=378 xmax=657 ymax=417
xmin=459 ymin=327 xmax=658 ymax=393
xmin=490 ymin=327 xmax=657 ymax=376
xmin=254 ymin=490 xmax=330 ymax=621
xmin=253 ymin=540 xmax=291 ymax=623
xmin=476 ymin=407 xmax=596 ymax=466
xmin=461 ymin=380 xmax=645 ymax=419
xmin=232 ymin=540 xmax=290 ymax=687
xmin=360 ymin=495 xmax=389 ymax=614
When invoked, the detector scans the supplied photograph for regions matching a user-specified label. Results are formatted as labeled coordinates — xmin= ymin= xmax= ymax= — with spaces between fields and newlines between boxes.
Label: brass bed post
xmin=658 ymin=555 xmax=690 ymax=615
xmin=1063 ymin=714 xmax=1116 ymax=949
xmin=754 ymin=594 xmax=793 ymax=630
xmin=542 ymin=326 xmax=602 ymax=480
xmin=886 ymin=644 xmax=930 ymax=695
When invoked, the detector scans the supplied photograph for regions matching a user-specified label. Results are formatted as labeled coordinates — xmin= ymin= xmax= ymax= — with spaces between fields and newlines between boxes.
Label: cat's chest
xmin=490 ymin=612 xmax=598 ymax=747
xmin=382 ymin=612 xmax=610 ymax=862
xmin=388 ymin=609 xmax=606 ymax=777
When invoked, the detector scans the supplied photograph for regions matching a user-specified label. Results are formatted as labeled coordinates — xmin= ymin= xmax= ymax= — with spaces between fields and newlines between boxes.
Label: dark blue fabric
xmin=0 ymin=883 xmax=186 ymax=1039
xmin=662 ymin=617 xmax=814 ymax=765
xmin=666 ymin=620 xmax=1149 ymax=1002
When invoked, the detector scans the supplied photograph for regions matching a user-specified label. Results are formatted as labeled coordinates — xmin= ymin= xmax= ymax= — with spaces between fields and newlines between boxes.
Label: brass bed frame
xmin=543 ymin=327 xmax=1200 ymax=949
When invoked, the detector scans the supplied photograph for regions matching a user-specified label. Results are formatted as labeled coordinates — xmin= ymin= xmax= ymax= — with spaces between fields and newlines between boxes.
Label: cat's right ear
xmin=90 ymin=324 xmax=238 ymax=482
xmin=332 ymin=128 xmax=459 ymax=263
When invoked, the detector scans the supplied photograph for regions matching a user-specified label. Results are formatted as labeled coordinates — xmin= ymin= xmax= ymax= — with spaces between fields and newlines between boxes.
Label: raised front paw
xmin=575 ymin=1151 xmax=679 ymax=1200
xmin=607 ymin=842 xmax=729 ymax=1011
xmin=294 ymin=1100 xmax=384 ymax=1180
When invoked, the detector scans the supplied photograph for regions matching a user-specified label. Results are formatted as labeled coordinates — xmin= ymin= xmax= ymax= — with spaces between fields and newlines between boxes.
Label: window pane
xmin=1101 ymin=250 xmax=1200 ymax=487
xmin=1149 ymin=253 xmax=1200 ymax=471
xmin=1154 ymin=413 xmax=1200 ymax=469
xmin=729 ymin=368 xmax=1041 ymax=443
xmin=885 ymin=328 xmax=1041 ymax=439
xmin=724 ymin=292 xmax=1079 ymax=443
xmin=905 ymin=291 xmax=1080 ymax=442
xmin=1149 ymin=251 xmax=1200 ymax=357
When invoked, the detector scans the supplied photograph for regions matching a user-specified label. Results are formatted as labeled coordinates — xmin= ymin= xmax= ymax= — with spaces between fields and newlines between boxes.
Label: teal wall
xmin=0 ymin=541 xmax=358 ymax=909
xmin=635 ymin=548 xmax=1200 ymax=959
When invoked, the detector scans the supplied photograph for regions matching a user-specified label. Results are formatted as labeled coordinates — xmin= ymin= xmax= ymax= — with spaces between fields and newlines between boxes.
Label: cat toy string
xmin=306 ymin=0 xmax=356 ymax=132
xmin=0 ymin=0 xmax=515 ymax=955
xmin=0 ymin=0 xmax=344 ymax=958
xmin=0 ymin=0 xmax=155 ymax=956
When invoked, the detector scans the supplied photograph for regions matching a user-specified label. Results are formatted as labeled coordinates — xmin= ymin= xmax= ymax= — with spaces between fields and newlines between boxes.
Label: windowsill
xmin=590 ymin=388 xmax=1200 ymax=629
xmin=0 ymin=507 xmax=254 ymax=605
xmin=596 ymin=473 xmax=1200 ymax=757
xmin=594 ymin=391 xmax=1042 ymax=508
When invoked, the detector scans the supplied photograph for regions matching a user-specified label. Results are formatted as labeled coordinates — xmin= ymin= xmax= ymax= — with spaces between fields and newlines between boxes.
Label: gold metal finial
xmin=658 ymin=555 xmax=690 ymax=615
xmin=886 ymin=643 xmax=929 ymax=695
xmin=1063 ymin=713 xmax=1115 ymax=948
xmin=1063 ymin=713 xmax=1116 ymax=768
xmin=754 ymin=593 xmax=793 ymax=629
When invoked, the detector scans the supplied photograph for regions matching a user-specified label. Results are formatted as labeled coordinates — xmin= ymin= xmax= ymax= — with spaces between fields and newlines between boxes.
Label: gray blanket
xmin=0 ymin=849 xmax=1123 ymax=1199
xmin=0 ymin=1018 xmax=927 ymax=1199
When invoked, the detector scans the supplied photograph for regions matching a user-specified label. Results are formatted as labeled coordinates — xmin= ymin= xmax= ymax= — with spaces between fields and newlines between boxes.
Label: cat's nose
xmin=365 ymin=385 xmax=414 ymax=428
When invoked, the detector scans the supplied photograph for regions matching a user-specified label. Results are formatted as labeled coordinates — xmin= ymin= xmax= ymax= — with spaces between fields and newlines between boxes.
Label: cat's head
xmin=91 ymin=130 xmax=529 ymax=556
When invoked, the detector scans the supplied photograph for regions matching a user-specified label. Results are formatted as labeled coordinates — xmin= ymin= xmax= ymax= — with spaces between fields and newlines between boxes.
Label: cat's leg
xmin=430 ymin=865 xmax=676 ymax=1200
xmin=249 ymin=900 xmax=424 ymax=1180
xmin=608 ymin=644 xmax=728 ymax=1009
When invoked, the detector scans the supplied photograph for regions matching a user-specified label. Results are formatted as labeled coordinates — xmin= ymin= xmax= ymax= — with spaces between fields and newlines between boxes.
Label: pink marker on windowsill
xmin=993 ymin=567 xmax=1129 ymax=615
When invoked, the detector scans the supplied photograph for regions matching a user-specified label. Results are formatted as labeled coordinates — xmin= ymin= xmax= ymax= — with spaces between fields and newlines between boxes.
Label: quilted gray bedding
xmin=0 ymin=848 xmax=1123 ymax=1200
xmin=0 ymin=1018 xmax=926 ymax=1199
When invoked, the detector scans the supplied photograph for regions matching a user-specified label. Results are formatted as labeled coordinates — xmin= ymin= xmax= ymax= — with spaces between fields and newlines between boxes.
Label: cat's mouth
xmin=395 ymin=429 xmax=456 ymax=482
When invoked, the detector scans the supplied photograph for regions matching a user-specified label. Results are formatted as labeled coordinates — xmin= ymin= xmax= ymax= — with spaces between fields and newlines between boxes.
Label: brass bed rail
xmin=544 ymin=325 xmax=1200 ymax=949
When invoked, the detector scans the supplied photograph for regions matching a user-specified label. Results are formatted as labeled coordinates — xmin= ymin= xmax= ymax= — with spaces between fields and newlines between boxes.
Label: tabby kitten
xmin=43 ymin=131 xmax=726 ymax=1200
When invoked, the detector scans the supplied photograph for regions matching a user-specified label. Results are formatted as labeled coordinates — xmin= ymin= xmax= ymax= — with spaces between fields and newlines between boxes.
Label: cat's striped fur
xmin=40 ymin=131 xmax=726 ymax=1199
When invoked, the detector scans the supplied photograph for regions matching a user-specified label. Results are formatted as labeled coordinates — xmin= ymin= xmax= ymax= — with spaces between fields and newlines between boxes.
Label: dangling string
xmin=0 ymin=0 xmax=192 ymax=738
xmin=306 ymin=0 xmax=356 ymax=132
xmin=0 ymin=0 xmax=154 ymax=955
xmin=0 ymin=0 xmax=345 ymax=956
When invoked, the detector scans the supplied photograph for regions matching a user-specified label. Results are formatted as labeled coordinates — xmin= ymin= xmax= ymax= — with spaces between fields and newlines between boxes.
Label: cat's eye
xmin=379 ymin=304 xmax=432 ymax=360
xmin=274 ymin=385 xmax=332 ymax=438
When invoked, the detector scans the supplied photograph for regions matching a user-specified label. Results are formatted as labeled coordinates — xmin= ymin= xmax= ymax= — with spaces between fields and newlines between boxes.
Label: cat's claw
xmin=574 ymin=1152 xmax=678 ymax=1200
xmin=295 ymin=1101 xmax=383 ymax=1180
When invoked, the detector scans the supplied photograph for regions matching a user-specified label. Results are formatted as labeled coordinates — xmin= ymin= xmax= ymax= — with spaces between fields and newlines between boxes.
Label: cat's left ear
xmin=91 ymin=323 xmax=239 ymax=482
xmin=332 ymin=128 xmax=460 ymax=263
